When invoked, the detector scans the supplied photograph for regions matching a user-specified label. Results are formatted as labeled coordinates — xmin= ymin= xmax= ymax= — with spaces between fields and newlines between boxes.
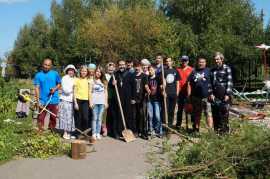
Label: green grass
xmin=0 ymin=78 xmax=70 ymax=164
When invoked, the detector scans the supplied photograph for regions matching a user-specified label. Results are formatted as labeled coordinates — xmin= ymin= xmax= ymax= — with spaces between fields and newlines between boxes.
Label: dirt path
xmin=0 ymin=137 xmax=154 ymax=179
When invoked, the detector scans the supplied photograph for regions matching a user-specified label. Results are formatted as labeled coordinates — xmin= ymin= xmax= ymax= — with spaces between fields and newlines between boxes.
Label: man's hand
xmin=105 ymin=103 xmax=109 ymax=109
xmin=163 ymin=91 xmax=167 ymax=98
xmin=131 ymin=100 xmax=136 ymax=104
xmin=50 ymin=88 xmax=56 ymax=94
xmin=224 ymin=95 xmax=230 ymax=102
xmin=209 ymin=94 xmax=215 ymax=102
xmin=112 ymin=80 xmax=117 ymax=86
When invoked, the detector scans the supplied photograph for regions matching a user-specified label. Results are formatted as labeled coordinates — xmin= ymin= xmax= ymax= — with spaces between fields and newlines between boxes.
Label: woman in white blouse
xmin=58 ymin=64 xmax=77 ymax=139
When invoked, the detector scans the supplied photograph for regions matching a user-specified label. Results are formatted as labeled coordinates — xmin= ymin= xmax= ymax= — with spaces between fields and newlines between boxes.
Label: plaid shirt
xmin=208 ymin=64 xmax=233 ymax=96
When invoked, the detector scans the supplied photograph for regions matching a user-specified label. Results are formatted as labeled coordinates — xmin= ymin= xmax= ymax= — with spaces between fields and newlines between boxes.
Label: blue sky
xmin=0 ymin=0 xmax=269 ymax=59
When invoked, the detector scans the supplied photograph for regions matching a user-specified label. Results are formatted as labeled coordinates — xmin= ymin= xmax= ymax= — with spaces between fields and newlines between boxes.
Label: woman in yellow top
xmin=73 ymin=66 xmax=90 ymax=138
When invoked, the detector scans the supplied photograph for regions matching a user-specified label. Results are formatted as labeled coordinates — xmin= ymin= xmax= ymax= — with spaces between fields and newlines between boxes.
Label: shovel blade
xmin=122 ymin=129 xmax=136 ymax=143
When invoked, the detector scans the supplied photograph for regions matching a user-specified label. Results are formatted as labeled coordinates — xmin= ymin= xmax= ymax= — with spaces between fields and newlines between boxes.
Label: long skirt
xmin=57 ymin=100 xmax=75 ymax=132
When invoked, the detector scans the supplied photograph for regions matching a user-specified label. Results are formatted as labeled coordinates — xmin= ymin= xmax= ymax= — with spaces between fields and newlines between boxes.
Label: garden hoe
xmin=112 ymin=74 xmax=135 ymax=142
xmin=19 ymin=93 xmax=91 ymax=139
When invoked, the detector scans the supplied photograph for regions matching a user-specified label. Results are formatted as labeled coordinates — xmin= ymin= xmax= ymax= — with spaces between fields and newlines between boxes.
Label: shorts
xmin=191 ymin=96 xmax=212 ymax=118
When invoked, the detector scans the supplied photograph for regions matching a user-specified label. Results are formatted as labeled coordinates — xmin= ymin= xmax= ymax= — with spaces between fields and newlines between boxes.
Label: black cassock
xmin=108 ymin=70 xmax=133 ymax=138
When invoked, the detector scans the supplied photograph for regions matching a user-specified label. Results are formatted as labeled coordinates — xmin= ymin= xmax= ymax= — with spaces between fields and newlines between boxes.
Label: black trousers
xmin=212 ymin=103 xmax=230 ymax=134
xmin=74 ymin=99 xmax=89 ymax=134
xmin=167 ymin=96 xmax=177 ymax=127
xmin=176 ymin=94 xmax=187 ymax=127
xmin=131 ymin=102 xmax=147 ymax=136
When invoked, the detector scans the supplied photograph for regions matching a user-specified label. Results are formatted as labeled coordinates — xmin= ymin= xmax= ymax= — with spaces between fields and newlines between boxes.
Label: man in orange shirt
xmin=176 ymin=55 xmax=193 ymax=129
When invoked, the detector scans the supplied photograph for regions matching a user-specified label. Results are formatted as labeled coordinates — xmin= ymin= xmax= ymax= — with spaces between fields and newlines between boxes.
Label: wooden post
xmin=71 ymin=140 xmax=87 ymax=160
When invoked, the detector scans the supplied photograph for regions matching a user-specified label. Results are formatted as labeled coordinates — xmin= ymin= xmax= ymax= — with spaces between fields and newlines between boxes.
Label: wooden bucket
xmin=71 ymin=140 xmax=87 ymax=160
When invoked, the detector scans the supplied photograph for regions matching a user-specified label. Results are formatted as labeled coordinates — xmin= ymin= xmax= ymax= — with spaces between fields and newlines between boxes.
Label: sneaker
xmin=63 ymin=132 xmax=71 ymax=140
xmin=96 ymin=133 xmax=101 ymax=140
xmin=70 ymin=135 xmax=76 ymax=140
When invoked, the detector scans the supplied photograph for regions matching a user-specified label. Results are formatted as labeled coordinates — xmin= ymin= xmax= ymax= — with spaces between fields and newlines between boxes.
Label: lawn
xmin=0 ymin=78 xmax=69 ymax=164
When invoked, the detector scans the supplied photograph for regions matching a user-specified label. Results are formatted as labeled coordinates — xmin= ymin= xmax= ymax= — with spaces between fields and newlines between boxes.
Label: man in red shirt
xmin=176 ymin=55 xmax=193 ymax=129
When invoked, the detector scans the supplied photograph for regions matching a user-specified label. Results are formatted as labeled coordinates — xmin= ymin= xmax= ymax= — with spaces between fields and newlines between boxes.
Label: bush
xmin=151 ymin=120 xmax=270 ymax=178
xmin=19 ymin=131 xmax=70 ymax=159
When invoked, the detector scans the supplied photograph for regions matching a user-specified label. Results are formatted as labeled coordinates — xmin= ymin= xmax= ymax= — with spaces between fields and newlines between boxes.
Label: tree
xmin=11 ymin=14 xmax=52 ymax=76
xmin=79 ymin=4 xmax=178 ymax=63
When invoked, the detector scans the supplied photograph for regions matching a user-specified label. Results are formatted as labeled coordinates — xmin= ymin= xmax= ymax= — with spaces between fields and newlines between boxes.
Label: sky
xmin=0 ymin=0 xmax=269 ymax=59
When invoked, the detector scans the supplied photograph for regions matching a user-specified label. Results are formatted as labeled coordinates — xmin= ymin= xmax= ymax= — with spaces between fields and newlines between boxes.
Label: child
xmin=73 ymin=66 xmax=90 ymax=138
xmin=147 ymin=66 xmax=162 ymax=137
xmin=90 ymin=67 xmax=108 ymax=140
xmin=58 ymin=64 xmax=77 ymax=139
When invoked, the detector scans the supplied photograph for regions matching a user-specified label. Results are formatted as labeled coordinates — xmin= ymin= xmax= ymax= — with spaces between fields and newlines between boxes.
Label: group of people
xmin=33 ymin=52 xmax=233 ymax=142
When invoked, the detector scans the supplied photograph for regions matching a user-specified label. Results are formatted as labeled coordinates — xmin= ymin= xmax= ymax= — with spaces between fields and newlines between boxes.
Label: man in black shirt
xmin=130 ymin=61 xmax=150 ymax=139
xmin=187 ymin=58 xmax=213 ymax=132
xmin=162 ymin=58 xmax=181 ymax=128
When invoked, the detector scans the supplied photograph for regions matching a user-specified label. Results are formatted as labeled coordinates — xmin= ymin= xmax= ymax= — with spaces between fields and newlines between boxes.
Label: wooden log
xmin=71 ymin=140 xmax=87 ymax=160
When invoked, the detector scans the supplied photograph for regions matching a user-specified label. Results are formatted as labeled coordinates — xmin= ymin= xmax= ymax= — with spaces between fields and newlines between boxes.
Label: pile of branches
xmin=154 ymin=121 xmax=270 ymax=178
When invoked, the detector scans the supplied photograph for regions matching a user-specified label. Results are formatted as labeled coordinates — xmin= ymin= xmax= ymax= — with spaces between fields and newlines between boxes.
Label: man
xmin=209 ymin=52 xmax=233 ymax=134
xmin=126 ymin=60 xmax=135 ymax=74
xmin=109 ymin=60 xmax=131 ymax=139
xmin=130 ymin=61 xmax=150 ymax=139
xmin=162 ymin=57 xmax=181 ymax=127
xmin=176 ymin=55 xmax=193 ymax=129
xmin=155 ymin=54 xmax=163 ymax=75
xmin=34 ymin=58 xmax=61 ymax=131
xmin=187 ymin=58 xmax=213 ymax=132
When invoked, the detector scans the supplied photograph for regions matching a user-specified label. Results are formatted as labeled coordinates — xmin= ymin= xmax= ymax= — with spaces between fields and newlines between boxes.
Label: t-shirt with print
xmin=74 ymin=78 xmax=89 ymax=100
xmin=188 ymin=68 xmax=211 ymax=99
xmin=131 ymin=73 xmax=148 ymax=103
xmin=91 ymin=80 xmax=106 ymax=105
xmin=164 ymin=68 xmax=181 ymax=97
xmin=33 ymin=70 xmax=61 ymax=105
xmin=148 ymin=75 xmax=161 ymax=101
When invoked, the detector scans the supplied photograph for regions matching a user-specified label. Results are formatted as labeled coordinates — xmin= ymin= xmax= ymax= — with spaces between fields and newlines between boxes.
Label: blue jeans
xmin=147 ymin=101 xmax=162 ymax=135
xmin=92 ymin=104 xmax=105 ymax=135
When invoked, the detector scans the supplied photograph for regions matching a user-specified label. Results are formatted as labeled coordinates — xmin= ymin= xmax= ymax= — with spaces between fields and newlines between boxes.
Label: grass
xmin=0 ymin=78 xmax=70 ymax=164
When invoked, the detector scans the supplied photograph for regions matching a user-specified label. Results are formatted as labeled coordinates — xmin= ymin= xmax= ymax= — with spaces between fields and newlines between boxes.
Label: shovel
xmin=112 ymin=74 xmax=136 ymax=142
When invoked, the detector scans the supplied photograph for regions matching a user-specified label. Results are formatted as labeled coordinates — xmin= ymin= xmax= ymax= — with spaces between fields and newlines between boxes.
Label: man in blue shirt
xmin=33 ymin=58 xmax=61 ymax=131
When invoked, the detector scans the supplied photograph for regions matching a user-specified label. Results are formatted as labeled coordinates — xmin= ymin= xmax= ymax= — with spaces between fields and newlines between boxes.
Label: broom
xmin=112 ymin=74 xmax=135 ymax=142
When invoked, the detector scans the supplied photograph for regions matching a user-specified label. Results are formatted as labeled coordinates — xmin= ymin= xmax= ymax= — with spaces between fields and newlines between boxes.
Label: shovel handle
xmin=112 ymin=74 xmax=127 ymax=129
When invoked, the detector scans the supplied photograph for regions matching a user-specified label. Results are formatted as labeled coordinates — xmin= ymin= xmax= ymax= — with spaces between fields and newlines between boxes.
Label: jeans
xmin=147 ymin=101 xmax=162 ymax=135
xmin=92 ymin=104 xmax=105 ymax=135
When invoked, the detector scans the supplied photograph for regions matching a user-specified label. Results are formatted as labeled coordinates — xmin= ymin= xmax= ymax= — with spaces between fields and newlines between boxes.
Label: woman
xmin=58 ymin=64 xmax=77 ymax=139
xmin=74 ymin=66 xmax=90 ymax=138
xmin=90 ymin=66 xmax=108 ymax=140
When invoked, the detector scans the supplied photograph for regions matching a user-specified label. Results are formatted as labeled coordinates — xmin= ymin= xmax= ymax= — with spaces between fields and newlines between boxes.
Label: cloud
xmin=0 ymin=0 xmax=31 ymax=4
